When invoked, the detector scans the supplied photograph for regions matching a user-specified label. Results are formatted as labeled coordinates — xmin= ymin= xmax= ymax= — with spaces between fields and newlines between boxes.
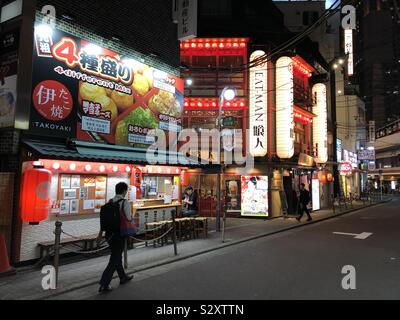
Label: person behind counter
xmin=182 ymin=186 xmax=198 ymax=217
xmin=97 ymin=182 xmax=133 ymax=293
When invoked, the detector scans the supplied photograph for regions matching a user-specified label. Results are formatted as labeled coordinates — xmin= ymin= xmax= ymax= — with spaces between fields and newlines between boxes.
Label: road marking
xmin=333 ymin=232 xmax=373 ymax=240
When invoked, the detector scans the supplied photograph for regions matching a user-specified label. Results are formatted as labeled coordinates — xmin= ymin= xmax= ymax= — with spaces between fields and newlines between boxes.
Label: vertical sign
xmin=369 ymin=121 xmax=376 ymax=143
xmin=178 ymin=0 xmax=198 ymax=41
xmin=249 ymin=50 xmax=268 ymax=157
xmin=344 ymin=29 xmax=354 ymax=76
xmin=337 ymin=138 xmax=343 ymax=163
xmin=276 ymin=56 xmax=294 ymax=159
xmin=312 ymin=83 xmax=328 ymax=164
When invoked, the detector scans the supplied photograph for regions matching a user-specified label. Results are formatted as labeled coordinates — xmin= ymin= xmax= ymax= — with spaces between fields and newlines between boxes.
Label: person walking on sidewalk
xmin=297 ymin=183 xmax=312 ymax=222
xmin=97 ymin=182 xmax=133 ymax=293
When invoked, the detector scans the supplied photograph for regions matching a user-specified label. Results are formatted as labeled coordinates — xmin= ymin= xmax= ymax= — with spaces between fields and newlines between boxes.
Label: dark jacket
xmin=299 ymin=189 xmax=311 ymax=205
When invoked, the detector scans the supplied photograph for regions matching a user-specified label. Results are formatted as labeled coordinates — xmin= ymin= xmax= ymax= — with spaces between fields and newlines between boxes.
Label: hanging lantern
xmin=180 ymin=170 xmax=189 ymax=186
xmin=317 ymin=171 xmax=327 ymax=184
xmin=20 ymin=165 xmax=52 ymax=225
xmin=132 ymin=167 xmax=142 ymax=187
xmin=327 ymin=172 xmax=333 ymax=182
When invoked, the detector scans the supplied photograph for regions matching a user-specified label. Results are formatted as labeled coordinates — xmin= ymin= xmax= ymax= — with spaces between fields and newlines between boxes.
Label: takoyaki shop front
xmin=16 ymin=141 xmax=192 ymax=263
xmin=13 ymin=23 xmax=194 ymax=264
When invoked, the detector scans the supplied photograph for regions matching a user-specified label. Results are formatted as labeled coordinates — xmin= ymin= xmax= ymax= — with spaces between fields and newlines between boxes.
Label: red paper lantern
xmin=20 ymin=166 xmax=52 ymax=225
xmin=132 ymin=167 xmax=142 ymax=187
xmin=181 ymin=170 xmax=189 ymax=186
xmin=320 ymin=174 xmax=327 ymax=184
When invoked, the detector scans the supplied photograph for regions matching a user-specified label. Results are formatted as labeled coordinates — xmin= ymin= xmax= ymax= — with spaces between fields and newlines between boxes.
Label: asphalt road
xmin=54 ymin=198 xmax=400 ymax=300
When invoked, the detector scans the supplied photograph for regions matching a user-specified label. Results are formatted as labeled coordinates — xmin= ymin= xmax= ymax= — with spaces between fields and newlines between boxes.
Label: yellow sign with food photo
xmin=73 ymin=40 xmax=184 ymax=148
xmin=30 ymin=24 xmax=184 ymax=145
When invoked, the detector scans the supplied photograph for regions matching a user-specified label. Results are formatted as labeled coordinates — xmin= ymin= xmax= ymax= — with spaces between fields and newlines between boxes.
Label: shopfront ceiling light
xmin=69 ymin=163 xmax=76 ymax=171
xmin=85 ymin=164 xmax=92 ymax=172
xmin=99 ymin=165 xmax=106 ymax=173
xmin=222 ymin=88 xmax=236 ymax=102
xmin=333 ymin=63 xmax=339 ymax=69
xmin=125 ymin=166 xmax=131 ymax=173
xmin=186 ymin=78 xmax=193 ymax=86
xmin=52 ymin=162 xmax=61 ymax=170
xmin=112 ymin=165 xmax=119 ymax=173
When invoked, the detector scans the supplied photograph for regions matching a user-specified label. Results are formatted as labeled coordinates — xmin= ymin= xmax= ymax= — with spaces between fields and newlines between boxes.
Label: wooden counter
xmin=132 ymin=202 xmax=182 ymax=233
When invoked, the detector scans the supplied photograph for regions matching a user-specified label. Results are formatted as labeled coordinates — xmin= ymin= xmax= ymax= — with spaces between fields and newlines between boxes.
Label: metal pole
xmin=171 ymin=209 xmax=178 ymax=256
xmin=330 ymin=67 xmax=340 ymax=199
xmin=216 ymin=94 xmax=223 ymax=232
xmin=221 ymin=171 xmax=226 ymax=243
xmin=123 ymin=238 xmax=128 ymax=269
xmin=54 ymin=221 xmax=62 ymax=288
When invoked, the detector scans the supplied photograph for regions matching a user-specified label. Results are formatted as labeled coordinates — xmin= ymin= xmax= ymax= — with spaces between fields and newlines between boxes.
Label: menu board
xmin=30 ymin=24 xmax=184 ymax=147
xmin=54 ymin=174 xmax=107 ymax=216
xmin=241 ymin=176 xmax=269 ymax=217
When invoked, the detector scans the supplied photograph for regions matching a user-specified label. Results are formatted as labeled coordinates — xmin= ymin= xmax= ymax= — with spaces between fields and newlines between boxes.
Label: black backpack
xmin=100 ymin=199 xmax=123 ymax=235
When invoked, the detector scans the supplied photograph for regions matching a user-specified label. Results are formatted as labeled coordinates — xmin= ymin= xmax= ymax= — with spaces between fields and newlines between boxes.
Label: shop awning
xmin=22 ymin=139 xmax=209 ymax=166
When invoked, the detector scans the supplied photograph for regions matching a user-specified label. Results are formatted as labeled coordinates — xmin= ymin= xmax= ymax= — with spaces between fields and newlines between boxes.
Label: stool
xmin=145 ymin=222 xmax=163 ymax=247
xmin=194 ymin=217 xmax=208 ymax=238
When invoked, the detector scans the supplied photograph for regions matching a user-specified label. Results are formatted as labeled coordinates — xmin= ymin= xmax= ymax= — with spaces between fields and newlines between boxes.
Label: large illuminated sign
xmin=249 ymin=50 xmax=268 ymax=157
xmin=276 ymin=56 xmax=294 ymax=159
xmin=312 ymin=83 xmax=328 ymax=164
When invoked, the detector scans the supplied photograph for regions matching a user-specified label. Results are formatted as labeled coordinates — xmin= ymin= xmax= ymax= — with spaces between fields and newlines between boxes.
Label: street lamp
xmin=216 ymin=87 xmax=237 ymax=240
xmin=329 ymin=57 xmax=346 ymax=200
xmin=186 ymin=78 xmax=193 ymax=86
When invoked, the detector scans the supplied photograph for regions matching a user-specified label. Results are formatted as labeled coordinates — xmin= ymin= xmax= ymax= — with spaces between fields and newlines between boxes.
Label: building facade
xmin=0 ymin=0 xmax=185 ymax=264
xmin=180 ymin=0 xmax=332 ymax=219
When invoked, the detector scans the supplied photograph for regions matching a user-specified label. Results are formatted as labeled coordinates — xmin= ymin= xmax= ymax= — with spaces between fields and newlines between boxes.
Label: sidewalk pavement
xmin=0 ymin=197 xmax=391 ymax=300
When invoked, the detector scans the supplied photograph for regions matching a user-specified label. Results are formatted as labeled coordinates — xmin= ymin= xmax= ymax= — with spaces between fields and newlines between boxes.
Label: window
xmin=192 ymin=55 xmax=217 ymax=68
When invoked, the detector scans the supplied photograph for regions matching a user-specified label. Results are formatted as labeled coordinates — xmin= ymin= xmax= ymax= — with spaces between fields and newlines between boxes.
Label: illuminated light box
xmin=276 ymin=56 xmax=294 ymax=159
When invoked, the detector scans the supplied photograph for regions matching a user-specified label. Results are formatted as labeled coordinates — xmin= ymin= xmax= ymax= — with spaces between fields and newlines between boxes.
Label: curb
xmin=21 ymin=200 xmax=391 ymax=300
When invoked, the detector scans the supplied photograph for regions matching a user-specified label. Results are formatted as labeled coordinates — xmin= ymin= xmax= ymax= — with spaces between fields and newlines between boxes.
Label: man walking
xmin=98 ymin=182 xmax=133 ymax=293
xmin=296 ymin=183 xmax=312 ymax=222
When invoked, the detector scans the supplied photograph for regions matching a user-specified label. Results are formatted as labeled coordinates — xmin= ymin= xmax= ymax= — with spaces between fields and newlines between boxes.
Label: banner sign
xmin=358 ymin=149 xmax=375 ymax=161
xmin=30 ymin=24 xmax=184 ymax=147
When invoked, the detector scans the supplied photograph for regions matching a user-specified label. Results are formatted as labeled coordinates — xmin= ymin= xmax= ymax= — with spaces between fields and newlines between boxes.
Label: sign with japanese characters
xmin=344 ymin=29 xmax=354 ymax=76
xmin=30 ymin=25 xmax=184 ymax=145
xmin=357 ymin=149 xmax=375 ymax=161
xmin=0 ymin=28 xmax=19 ymax=128
xmin=178 ymin=0 xmax=198 ymax=41
xmin=276 ymin=56 xmax=295 ymax=159
xmin=249 ymin=51 xmax=268 ymax=157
